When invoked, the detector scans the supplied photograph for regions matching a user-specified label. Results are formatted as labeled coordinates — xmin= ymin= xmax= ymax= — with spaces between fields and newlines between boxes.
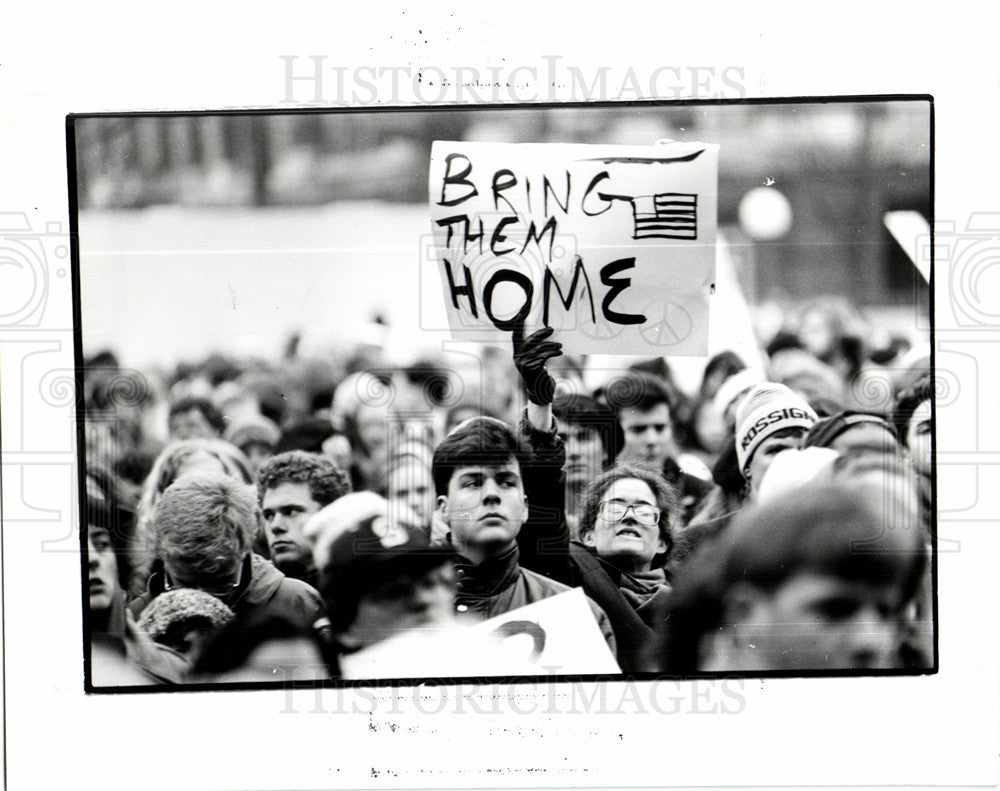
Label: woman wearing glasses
xmin=509 ymin=325 xmax=678 ymax=673
xmin=575 ymin=463 xmax=677 ymax=629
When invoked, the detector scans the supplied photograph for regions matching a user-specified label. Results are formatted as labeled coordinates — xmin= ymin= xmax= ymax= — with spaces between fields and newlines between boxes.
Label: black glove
xmin=512 ymin=322 xmax=563 ymax=405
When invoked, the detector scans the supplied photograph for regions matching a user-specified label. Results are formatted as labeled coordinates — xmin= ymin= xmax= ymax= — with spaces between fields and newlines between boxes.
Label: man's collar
xmin=453 ymin=543 xmax=520 ymax=595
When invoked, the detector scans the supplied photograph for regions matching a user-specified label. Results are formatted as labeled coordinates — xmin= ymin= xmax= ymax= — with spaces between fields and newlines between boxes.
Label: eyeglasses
xmin=164 ymin=562 xmax=243 ymax=599
xmin=598 ymin=501 xmax=661 ymax=526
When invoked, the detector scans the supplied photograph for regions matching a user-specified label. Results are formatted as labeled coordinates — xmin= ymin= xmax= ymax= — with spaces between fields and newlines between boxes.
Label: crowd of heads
xmin=83 ymin=300 xmax=934 ymax=684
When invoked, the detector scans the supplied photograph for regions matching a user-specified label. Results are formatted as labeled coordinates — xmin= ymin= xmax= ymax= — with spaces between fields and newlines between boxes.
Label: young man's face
xmin=559 ymin=421 xmax=607 ymax=489
xmin=745 ymin=428 xmax=807 ymax=499
xmin=88 ymin=525 xmax=120 ymax=611
xmin=583 ymin=477 xmax=666 ymax=572
xmin=618 ymin=403 xmax=674 ymax=468
xmin=724 ymin=572 xmax=903 ymax=670
xmin=261 ymin=481 xmax=323 ymax=572
xmin=905 ymin=399 xmax=932 ymax=476
xmin=437 ymin=460 xmax=528 ymax=560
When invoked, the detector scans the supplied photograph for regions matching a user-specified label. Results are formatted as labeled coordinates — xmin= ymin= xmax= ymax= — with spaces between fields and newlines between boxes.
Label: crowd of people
xmin=84 ymin=298 xmax=934 ymax=684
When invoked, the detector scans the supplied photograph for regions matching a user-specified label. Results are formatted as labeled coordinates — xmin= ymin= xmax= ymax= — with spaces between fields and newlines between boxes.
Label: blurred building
xmin=72 ymin=101 xmax=929 ymax=312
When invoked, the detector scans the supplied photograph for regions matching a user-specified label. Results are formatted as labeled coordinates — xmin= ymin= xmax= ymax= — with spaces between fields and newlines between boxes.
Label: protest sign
xmin=429 ymin=139 xmax=718 ymax=356
xmin=338 ymin=623 xmax=503 ymax=680
xmin=467 ymin=587 xmax=622 ymax=675
xmin=338 ymin=588 xmax=620 ymax=679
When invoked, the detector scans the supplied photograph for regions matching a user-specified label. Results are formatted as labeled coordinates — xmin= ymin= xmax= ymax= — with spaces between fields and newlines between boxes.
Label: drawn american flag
xmin=630 ymin=192 xmax=697 ymax=239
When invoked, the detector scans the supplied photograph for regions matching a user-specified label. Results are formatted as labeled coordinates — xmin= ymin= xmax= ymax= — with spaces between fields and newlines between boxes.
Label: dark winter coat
xmin=514 ymin=412 xmax=667 ymax=673
xmin=129 ymin=553 xmax=326 ymax=632
xmin=453 ymin=543 xmax=617 ymax=657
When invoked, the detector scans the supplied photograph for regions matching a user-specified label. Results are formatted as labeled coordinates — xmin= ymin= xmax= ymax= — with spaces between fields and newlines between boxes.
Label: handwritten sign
xmin=468 ymin=587 xmax=621 ymax=675
xmin=429 ymin=140 xmax=718 ymax=356
xmin=338 ymin=588 xmax=619 ymax=679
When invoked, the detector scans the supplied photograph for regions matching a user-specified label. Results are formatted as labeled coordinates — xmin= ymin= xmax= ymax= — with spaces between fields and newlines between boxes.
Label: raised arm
xmin=511 ymin=322 xmax=572 ymax=582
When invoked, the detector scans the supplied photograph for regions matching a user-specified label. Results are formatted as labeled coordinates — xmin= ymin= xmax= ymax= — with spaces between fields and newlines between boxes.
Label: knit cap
xmin=713 ymin=369 xmax=763 ymax=422
xmin=734 ymin=383 xmax=818 ymax=473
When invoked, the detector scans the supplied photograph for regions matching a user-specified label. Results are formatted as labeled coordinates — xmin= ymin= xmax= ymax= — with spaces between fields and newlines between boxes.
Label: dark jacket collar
xmin=453 ymin=543 xmax=521 ymax=596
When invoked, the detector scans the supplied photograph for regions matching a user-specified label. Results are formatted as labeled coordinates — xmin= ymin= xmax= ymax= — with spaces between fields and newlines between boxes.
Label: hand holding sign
xmin=512 ymin=321 xmax=562 ymax=405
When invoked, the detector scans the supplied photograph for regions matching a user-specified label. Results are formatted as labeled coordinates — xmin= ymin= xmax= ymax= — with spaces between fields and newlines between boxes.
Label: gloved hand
xmin=512 ymin=322 xmax=563 ymax=405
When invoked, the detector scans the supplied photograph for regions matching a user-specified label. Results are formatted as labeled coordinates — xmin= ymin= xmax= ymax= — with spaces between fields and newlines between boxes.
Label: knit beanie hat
xmin=734 ymin=383 xmax=818 ymax=473
xmin=713 ymin=369 xmax=763 ymax=424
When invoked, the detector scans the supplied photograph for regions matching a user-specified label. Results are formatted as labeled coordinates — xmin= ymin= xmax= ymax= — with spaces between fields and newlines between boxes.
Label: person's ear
xmin=655 ymin=535 xmax=668 ymax=555
xmin=581 ymin=529 xmax=596 ymax=548
xmin=520 ymin=495 xmax=529 ymax=523
xmin=435 ymin=495 xmax=449 ymax=520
